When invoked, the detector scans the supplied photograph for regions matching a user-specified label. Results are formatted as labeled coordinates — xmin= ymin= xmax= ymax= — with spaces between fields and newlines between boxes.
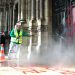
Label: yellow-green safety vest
xmin=11 ymin=29 xmax=23 ymax=44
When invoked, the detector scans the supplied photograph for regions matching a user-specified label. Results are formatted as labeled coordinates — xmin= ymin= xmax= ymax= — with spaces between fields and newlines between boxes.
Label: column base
xmin=41 ymin=25 xmax=48 ymax=32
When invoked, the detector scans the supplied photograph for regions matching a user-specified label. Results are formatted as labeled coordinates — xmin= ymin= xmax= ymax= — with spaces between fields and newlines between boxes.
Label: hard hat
xmin=16 ymin=22 xmax=21 ymax=26
xmin=17 ymin=20 xmax=27 ymax=24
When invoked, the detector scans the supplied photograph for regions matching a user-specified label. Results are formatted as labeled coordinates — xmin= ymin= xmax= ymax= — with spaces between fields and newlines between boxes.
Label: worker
xmin=0 ymin=32 xmax=6 ymax=53
xmin=8 ymin=21 xmax=30 ymax=59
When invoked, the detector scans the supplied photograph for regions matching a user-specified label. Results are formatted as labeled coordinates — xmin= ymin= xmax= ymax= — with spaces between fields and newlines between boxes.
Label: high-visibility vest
xmin=11 ymin=29 xmax=23 ymax=44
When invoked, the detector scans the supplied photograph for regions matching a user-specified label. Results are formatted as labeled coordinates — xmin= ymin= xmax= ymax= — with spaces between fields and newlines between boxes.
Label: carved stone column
xmin=0 ymin=12 xmax=2 ymax=32
xmin=28 ymin=0 xmax=32 ymax=30
xmin=39 ymin=0 xmax=45 ymax=31
xmin=10 ymin=3 xmax=14 ymax=30
xmin=1 ymin=8 xmax=6 ymax=32
xmin=21 ymin=0 xmax=26 ymax=20
xmin=18 ymin=0 xmax=21 ymax=21
xmin=48 ymin=0 xmax=52 ymax=34
xmin=31 ymin=0 xmax=37 ymax=31
xmin=13 ymin=5 xmax=15 ymax=27
xmin=31 ymin=0 xmax=36 ymax=19
xmin=5 ymin=4 xmax=9 ymax=33
xmin=44 ymin=0 xmax=48 ymax=30
xmin=36 ymin=0 xmax=41 ymax=30
xmin=40 ymin=0 xmax=45 ymax=19
xmin=28 ymin=0 xmax=31 ymax=20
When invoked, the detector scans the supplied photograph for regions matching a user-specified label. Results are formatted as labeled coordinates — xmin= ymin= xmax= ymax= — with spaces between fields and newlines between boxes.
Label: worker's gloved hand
xmin=31 ymin=34 xmax=35 ymax=36
xmin=16 ymin=36 xmax=20 ymax=39
xmin=28 ymin=34 xmax=34 ymax=37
